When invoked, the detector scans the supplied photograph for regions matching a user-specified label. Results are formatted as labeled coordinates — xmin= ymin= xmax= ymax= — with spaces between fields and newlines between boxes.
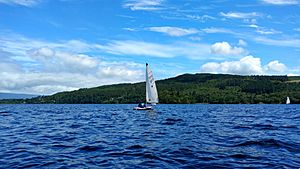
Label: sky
xmin=0 ymin=0 xmax=300 ymax=95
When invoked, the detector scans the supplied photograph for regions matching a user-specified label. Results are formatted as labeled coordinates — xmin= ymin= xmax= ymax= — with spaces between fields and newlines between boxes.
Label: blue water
xmin=0 ymin=104 xmax=299 ymax=168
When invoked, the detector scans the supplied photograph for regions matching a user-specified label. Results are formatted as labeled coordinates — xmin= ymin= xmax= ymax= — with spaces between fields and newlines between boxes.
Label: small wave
xmin=78 ymin=145 xmax=103 ymax=152
xmin=126 ymin=145 xmax=144 ymax=149
xmin=233 ymin=138 xmax=300 ymax=152
xmin=69 ymin=124 xmax=81 ymax=128
xmin=281 ymin=125 xmax=298 ymax=129
xmin=143 ymin=153 xmax=162 ymax=160
xmin=139 ymin=123 xmax=151 ymax=127
xmin=162 ymin=118 xmax=183 ymax=125
xmin=235 ymin=139 xmax=282 ymax=147
xmin=39 ymin=161 xmax=56 ymax=167
xmin=228 ymin=153 xmax=259 ymax=159
xmin=0 ymin=111 xmax=10 ymax=116
xmin=233 ymin=126 xmax=252 ymax=129
xmin=252 ymin=124 xmax=278 ymax=130
xmin=166 ymin=118 xmax=183 ymax=122
xmin=52 ymin=144 xmax=73 ymax=148
xmin=17 ymin=163 xmax=41 ymax=168
xmin=107 ymin=151 xmax=163 ymax=161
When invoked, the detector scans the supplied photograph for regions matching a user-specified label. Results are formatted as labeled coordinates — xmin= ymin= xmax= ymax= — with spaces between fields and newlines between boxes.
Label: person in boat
xmin=138 ymin=103 xmax=146 ymax=108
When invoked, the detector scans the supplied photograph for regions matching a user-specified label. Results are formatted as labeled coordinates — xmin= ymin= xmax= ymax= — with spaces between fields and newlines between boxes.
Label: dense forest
xmin=1 ymin=73 xmax=300 ymax=104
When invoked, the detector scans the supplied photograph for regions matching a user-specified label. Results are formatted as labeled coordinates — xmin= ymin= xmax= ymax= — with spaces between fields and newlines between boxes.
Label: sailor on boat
xmin=138 ymin=103 xmax=146 ymax=108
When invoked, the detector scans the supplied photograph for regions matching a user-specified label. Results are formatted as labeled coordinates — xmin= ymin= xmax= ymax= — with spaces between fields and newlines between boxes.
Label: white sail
xmin=146 ymin=63 xmax=158 ymax=105
xmin=286 ymin=97 xmax=290 ymax=104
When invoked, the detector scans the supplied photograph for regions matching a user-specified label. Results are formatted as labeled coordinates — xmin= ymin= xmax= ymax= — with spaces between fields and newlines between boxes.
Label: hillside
xmin=1 ymin=73 xmax=300 ymax=104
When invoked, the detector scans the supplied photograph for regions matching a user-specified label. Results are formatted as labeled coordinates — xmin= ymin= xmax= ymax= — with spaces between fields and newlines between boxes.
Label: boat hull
xmin=133 ymin=106 xmax=152 ymax=110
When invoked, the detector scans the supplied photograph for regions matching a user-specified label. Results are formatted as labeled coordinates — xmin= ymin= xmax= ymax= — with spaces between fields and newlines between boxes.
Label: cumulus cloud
xmin=200 ymin=56 xmax=288 ymax=75
xmin=0 ymin=0 xmax=40 ymax=7
xmin=28 ymin=47 xmax=99 ymax=73
xmin=0 ymin=33 xmax=144 ymax=95
xmin=0 ymin=60 xmax=143 ymax=95
xmin=287 ymin=73 xmax=299 ymax=76
xmin=147 ymin=26 xmax=199 ymax=37
xmin=30 ymin=47 xmax=55 ymax=59
xmin=266 ymin=60 xmax=286 ymax=73
xmin=261 ymin=0 xmax=299 ymax=5
xmin=210 ymin=41 xmax=246 ymax=55
xmin=123 ymin=0 xmax=164 ymax=11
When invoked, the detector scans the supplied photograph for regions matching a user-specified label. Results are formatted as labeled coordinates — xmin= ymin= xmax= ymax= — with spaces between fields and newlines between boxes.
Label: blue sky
xmin=0 ymin=0 xmax=300 ymax=94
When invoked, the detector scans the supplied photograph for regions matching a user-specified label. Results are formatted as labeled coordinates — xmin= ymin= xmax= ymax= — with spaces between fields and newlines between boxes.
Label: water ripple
xmin=0 ymin=104 xmax=299 ymax=168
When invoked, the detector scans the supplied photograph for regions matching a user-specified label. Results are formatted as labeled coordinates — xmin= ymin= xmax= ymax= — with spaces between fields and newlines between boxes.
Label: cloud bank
xmin=200 ymin=56 xmax=287 ymax=75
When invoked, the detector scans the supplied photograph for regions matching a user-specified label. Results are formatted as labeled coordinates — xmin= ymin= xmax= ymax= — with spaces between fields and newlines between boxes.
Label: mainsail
xmin=146 ymin=63 xmax=158 ymax=105
xmin=286 ymin=97 xmax=290 ymax=104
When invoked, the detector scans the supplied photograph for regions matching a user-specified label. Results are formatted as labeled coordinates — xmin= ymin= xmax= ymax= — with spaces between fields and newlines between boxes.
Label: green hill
xmin=1 ymin=73 xmax=300 ymax=104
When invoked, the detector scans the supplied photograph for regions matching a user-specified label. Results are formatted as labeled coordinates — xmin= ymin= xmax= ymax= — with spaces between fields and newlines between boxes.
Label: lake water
xmin=0 ymin=104 xmax=299 ymax=168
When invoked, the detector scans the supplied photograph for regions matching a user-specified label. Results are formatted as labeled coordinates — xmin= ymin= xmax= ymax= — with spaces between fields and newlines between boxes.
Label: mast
xmin=145 ymin=63 xmax=148 ymax=104
xmin=145 ymin=63 xmax=158 ymax=105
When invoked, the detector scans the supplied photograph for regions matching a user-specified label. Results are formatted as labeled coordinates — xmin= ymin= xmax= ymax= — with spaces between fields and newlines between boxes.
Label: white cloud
xmin=0 ymin=0 xmax=40 ymax=7
xmin=0 ymin=60 xmax=143 ymax=95
xmin=0 ymin=33 xmax=144 ymax=95
xmin=97 ymin=65 xmax=142 ymax=79
xmin=185 ymin=14 xmax=216 ymax=22
xmin=147 ymin=26 xmax=199 ymax=37
xmin=200 ymin=62 xmax=220 ymax=74
xmin=266 ymin=60 xmax=286 ymax=73
xmin=294 ymin=28 xmax=300 ymax=32
xmin=220 ymin=12 xmax=261 ymax=19
xmin=202 ymin=27 xmax=235 ymax=34
xmin=210 ymin=41 xmax=246 ymax=55
xmin=28 ymin=47 xmax=99 ymax=73
xmin=189 ymin=36 xmax=202 ymax=41
xmin=287 ymin=73 xmax=299 ymax=76
xmin=254 ymin=36 xmax=300 ymax=48
xmin=0 ymin=31 xmax=214 ymax=61
xmin=246 ymin=24 xmax=281 ymax=35
xmin=248 ymin=24 xmax=259 ymax=28
xmin=201 ymin=56 xmax=264 ymax=75
xmin=200 ymin=56 xmax=288 ymax=75
xmin=256 ymin=28 xmax=281 ymax=35
xmin=123 ymin=0 xmax=164 ymax=11
xmin=28 ymin=47 xmax=99 ymax=72
xmin=261 ymin=0 xmax=299 ymax=5
xmin=97 ymin=40 xmax=211 ymax=59
xmin=30 ymin=47 xmax=55 ymax=59
xmin=256 ymin=29 xmax=280 ymax=35
xmin=238 ymin=39 xmax=247 ymax=46
xmin=123 ymin=28 xmax=136 ymax=31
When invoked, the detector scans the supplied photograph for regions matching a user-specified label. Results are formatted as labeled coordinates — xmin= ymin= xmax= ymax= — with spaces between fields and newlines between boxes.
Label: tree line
xmin=1 ymin=73 xmax=299 ymax=104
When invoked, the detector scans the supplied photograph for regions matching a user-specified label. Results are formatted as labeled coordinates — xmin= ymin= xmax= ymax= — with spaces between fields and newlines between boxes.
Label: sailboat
xmin=134 ymin=63 xmax=158 ymax=110
xmin=286 ymin=97 xmax=290 ymax=104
